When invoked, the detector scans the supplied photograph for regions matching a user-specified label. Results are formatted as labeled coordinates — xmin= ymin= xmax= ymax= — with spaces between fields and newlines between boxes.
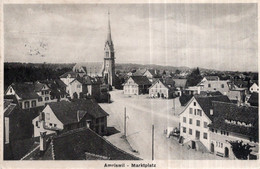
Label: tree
xmin=175 ymin=69 xmax=181 ymax=74
xmin=228 ymin=140 xmax=255 ymax=159
xmin=186 ymin=67 xmax=202 ymax=86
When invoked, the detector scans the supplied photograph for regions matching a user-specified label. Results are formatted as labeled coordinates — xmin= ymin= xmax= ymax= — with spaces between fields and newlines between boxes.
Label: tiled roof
xmin=47 ymin=99 xmax=108 ymax=125
xmin=51 ymin=128 xmax=140 ymax=160
xmin=172 ymin=79 xmax=187 ymax=88
xmin=20 ymin=128 xmax=141 ymax=160
xmin=199 ymin=91 xmax=223 ymax=97
xmin=194 ymin=95 xmax=231 ymax=120
xmin=129 ymin=76 xmax=151 ymax=86
xmin=144 ymin=69 xmax=157 ymax=77
xmin=10 ymin=83 xmax=41 ymax=100
xmin=41 ymin=79 xmax=68 ymax=97
xmin=209 ymin=102 xmax=258 ymax=139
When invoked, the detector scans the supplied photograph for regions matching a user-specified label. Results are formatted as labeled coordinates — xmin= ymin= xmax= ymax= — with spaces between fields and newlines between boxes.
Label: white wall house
xmin=179 ymin=97 xmax=211 ymax=151
xmin=149 ymin=79 xmax=172 ymax=98
xmin=67 ymin=79 xmax=83 ymax=99
xmin=249 ymin=83 xmax=259 ymax=93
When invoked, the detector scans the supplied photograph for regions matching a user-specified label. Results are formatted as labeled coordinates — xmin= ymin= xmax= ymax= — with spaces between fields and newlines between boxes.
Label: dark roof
xmin=150 ymin=79 xmax=171 ymax=90
xmin=78 ymin=75 xmax=102 ymax=85
xmin=248 ymin=92 xmax=259 ymax=106
xmin=54 ymin=79 xmax=67 ymax=88
xmin=209 ymin=102 xmax=258 ymax=139
xmin=129 ymin=76 xmax=151 ymax=86
xmin=21 ymin=128 xmax=141 ymax=160
xmin=172 ymin=79 xmax=187 ymax=88
xmin=194 ymin=95 xmax=231 ymax=120
xmin=41 ymin=79 xmax=68 ymax=97
xmin=10 ymin=83 xmax=41 ymax=100
xmin=47 ymin=99 xmax=109 ymax=125
xmin=60 ymin=71 xmax=78 ymax=78
xmin=144 ymin=69 xmax=157 ymax=76
xmin=4 ymin=103 xmax=17 ymax=117
xmin=73 ymin=62 xmax=103 ymax=77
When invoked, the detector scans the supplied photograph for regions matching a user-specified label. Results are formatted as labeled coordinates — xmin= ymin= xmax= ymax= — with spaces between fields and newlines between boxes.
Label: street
xmin=100 ymin=90 xmax=222 ymax=160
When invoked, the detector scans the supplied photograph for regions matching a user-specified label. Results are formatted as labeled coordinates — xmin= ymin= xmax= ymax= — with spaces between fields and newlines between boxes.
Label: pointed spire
xmin=106 ymin=9 xmax=113 ymax=45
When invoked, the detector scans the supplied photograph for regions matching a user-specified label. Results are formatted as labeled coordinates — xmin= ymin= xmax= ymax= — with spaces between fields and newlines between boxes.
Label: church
xmin=73 ymin=11 xmax=116 ymax=87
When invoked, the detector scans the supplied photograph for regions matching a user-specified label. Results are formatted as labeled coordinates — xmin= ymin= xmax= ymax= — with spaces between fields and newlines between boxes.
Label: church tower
xmin=103 ymin=11 xmax=115 ymax=86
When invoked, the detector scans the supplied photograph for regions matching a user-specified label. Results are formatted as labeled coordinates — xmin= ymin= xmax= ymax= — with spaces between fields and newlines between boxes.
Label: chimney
xmin=40 ymin=131 xmax=47 ymax=151
xmin=210 ymin=109 xmax=213 ymax=116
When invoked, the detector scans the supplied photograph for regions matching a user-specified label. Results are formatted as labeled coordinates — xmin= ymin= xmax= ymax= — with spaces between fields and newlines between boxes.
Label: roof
xmin=209 ymin=102 xmax=258 ymax=139
xmin=47 ymin=99 xmax=109 ymax=125
xmin=194 ymin=95 xmax=231 ymax=120
xmin=248 ymin=92 xmax=259 ymax=106
xmin=9 ymin=83 xmax=42 ymax=100
xmin=4 ymin=102 xmax=17 ymax=117
xmin=132 ymin=69 xmax=146 ymax=76
xmin=60 ymin=71 xmax=79 ymax=78
xmin=129 ymin=76 xmax=151 ymax=86
xmin=204 ymin=76 xmax=219 ymax=81
xmin=41 ymin=79 xmax=68 ymax=97
xmin=20 ymin=128 xmax=141 ymax=160
xmin=199 ymin=91 xmax=223 ymax=97
xmin=172 ymin=79 xmax=187 ymax=88
xmin=73 ymin=62 xmax=103 ymax=77
xmin=143 ymin=69 xmax=157 ymax=77
xmin=149 ymin=79 xmax=171 ymax=90
xmin=78 ymin=75 xmax=102 ymax=85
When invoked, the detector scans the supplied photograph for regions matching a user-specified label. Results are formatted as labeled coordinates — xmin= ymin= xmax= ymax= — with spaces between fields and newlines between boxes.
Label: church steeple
xmin=106 ymin=10 xmax=113 ymax=49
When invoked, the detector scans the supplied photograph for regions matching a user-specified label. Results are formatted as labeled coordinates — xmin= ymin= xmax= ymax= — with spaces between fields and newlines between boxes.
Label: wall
xmin=123 ymin=78 xmax=139 ymax=95
xmin=68 ymin=80 xmax=82 ymax=98
xmin=149 ymin=80 xmax=169 ymax=98
xmin=199 ymin=80 xmax=230 ymax=94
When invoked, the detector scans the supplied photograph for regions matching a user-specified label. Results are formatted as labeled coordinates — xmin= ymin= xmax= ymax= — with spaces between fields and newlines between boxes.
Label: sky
xmin=4 ymin=4 xmax=258 ymax=71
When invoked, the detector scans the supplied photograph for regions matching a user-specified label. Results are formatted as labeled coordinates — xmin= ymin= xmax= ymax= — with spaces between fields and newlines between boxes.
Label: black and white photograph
xmin=2 ymin=1 xmax=259 ymax=166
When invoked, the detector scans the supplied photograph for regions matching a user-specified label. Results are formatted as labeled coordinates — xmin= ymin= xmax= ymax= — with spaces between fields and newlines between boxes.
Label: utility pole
xmin=173 ymin=98 xmax=175 ymax=115
xmin=152 ymin=124 xmax=154 ymax=160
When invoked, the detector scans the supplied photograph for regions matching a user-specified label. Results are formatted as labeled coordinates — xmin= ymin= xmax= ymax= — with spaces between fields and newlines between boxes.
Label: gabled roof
xmin=47 ymin=99 xmax=109 ymax=125
xmin=149 ymin=79 xmax=170 ymax=90
xmin=20 ymin=128 xmax=141 ymax=160
xmin=41 ymin=79 xmax=68 ymax=97
xmin=9 ymin=83 xmax=42 ymax=100
xmin=60 ymin=71 xmax=78 ymax=78
xmin=209 ymin=102 xmax=258 ymax=139
xmin=128 ymin=76 xmax=151 ymax=86
xmin=143 ymin=69 xmax=157 ymax=77
xmin=199 ymin=91 xmax=223 ymax=97
xmin=194 ymin=95 xmax=231 ymax=120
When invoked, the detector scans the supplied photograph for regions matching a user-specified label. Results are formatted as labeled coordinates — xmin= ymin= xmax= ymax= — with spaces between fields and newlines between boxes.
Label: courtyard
xmin=100 ymin=90 xmax=223 ymax=160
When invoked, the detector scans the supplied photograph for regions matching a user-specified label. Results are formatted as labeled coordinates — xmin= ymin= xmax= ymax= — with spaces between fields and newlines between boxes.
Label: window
xmin=194 ymin=102 xmax=196 ymax=106
xmin=211 ymin=129 xmax=214 ymax=132
xmin=189 ymin=128 xmax=192 ymax=135
xmin=51 ymin=95 xmax=54 ymax=100
xmin=31 ymin=100 xmax=36 ymax=107
xmin=61 ymin=95 xmax=64 ymax=98
xmin=189 ymin=108 xmax=193 ymax=114
xmin=183 ymin=127 xmax=186 ymax=133
xmin=221 ymin=84 xmax=224 ymax=88
xmin=203 ymin=133 xmax=208 ymax=139
xmin=42 ymin=91 xmax=44 ymax=95
xmin=46 ymin=113 xmax=50 ymax=120
xmin=197 ymin=109 xmax=202 ymax=116
xmin=54 ymin=124 xmax=57 ymax=127
xmin=50 ymin=123 xmax=53 ymax=127
xmin=183 ymin=117 xmax=186 ymax=123
xmin=196 ymin=120 xmax=200 ymax=127
xmin=204 ymin=122 xmax=208 ymax=128
xmin=36 ymin=121 xmax=39 ymax=128
xmin=38 ymin=97 xmax=43 ymax=102
xmin=208 ymin=84 xmax=211 ymax=88
xmin=45 ymin=97 xmax=49 ymax=101
xmin=227 ymin=132 xmax=229 ymax=136
xmin=215 ymin=130 xmax=218 ymax=133
xmin=77 ymin=85 xmax=81 ymax=88
xmin=24 ymin=101 xmax=30 ymax=108
xmin=189 ymin=118 xmax=192 ymax=124
xmin=194 ymin=109 xmax=197 ymax=115
xmin=45 ymin=91 xmax=49 ymax=94
xmin=10 ymin=88 xmax=12 ymax=93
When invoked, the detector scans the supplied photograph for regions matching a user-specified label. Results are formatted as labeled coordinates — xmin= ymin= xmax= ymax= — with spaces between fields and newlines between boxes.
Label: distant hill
xmin=115 ymin=63 xmax=191 ymax=73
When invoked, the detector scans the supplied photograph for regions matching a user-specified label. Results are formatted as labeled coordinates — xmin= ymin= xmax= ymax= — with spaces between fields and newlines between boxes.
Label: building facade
xmin=123 ymin=76 xmax=151 ymax=95
xmin=149 ymin=79 xmax=174 ymax=99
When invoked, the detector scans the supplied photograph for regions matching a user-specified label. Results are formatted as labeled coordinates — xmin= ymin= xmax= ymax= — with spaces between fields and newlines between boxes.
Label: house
xmin=32 ymin=99 xmax=109 ymax=137
xmin=5 ymin=127 xmax=140 ymax=160
xmin=79 ymin=75 xmax=102 ymax=101
xmin=250 ymin=82 xmax=259 ymax=93
xmin=148 ymin=79 xmax=174 ymax=99
xmin=60 ymin=71 xmax=79 ymax=86
xmin=4 ymin=99 xmax=44 ymax=145
xmin=172 ymin=78 xmax=187 ymax=96
xmin=5 ymin=82 xmax=53 ymax=109
xmin=247 ymin=92 xmax=259 ymax=107
xmin=179 ymin=95 xmax=231 ymax=152
xmin=67 ymin=78 xmax=83 ymax=99
xmin=142 ymin=69 xmax=159 ymax=82
xmin=208 ymin=102 xmax=258 ymax=159
xmin=202 ymin=76 xmax=220 ymax=81
xmin=41 ymin=79 xmax=68 ymax=102
xmin=123 ymin=76 xmax=151 ymax=95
